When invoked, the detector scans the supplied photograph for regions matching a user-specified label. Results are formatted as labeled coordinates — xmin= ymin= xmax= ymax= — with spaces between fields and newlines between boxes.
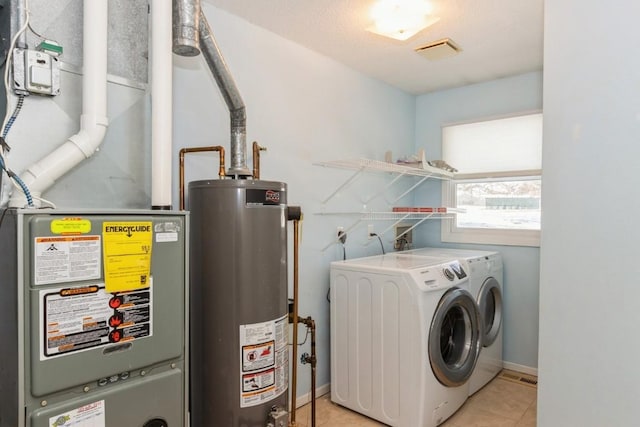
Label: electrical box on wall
xmin=0 ymin=209 xmax=188 ymax=427
xmin=12 ymin=47 xmax=61 ymax=96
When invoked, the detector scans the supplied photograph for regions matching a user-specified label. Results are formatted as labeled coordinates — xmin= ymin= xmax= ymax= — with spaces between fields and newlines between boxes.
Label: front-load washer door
xmin=428 ymin=287 xmax=481 ymax=387
xmin=477 ymin=277 xmax=503 ymax=347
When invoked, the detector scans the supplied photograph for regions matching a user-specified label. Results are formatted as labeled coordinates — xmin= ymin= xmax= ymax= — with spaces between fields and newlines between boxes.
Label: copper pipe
xmin=252 ymin=141 xmax=266 ymax=180
xmin=179 ymin=146 xmax=225 ymax=210
xmin=289 ymin=218 xmax=300 ymax=426
xmin=299 ymin=316 xmax=317 ymax=427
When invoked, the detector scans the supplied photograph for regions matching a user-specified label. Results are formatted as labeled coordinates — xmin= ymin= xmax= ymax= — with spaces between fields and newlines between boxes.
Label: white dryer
xmin=403 ymin=248 xmax=504 ymax=395
xmin=330 ymin=253 xmax=482 ymax=426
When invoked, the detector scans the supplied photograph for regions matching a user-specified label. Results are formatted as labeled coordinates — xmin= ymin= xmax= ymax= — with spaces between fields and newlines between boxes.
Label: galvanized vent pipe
xmin=172 ymin=0 xmax=200 ymax=56
xmin=198 ymin=12 xmax=250 ymax=178
xmin=172 ymin=0 xmax=251 ymax=178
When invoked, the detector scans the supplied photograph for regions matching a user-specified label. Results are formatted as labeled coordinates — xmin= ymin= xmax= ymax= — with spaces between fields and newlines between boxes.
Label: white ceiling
xmin=204 ymin=0 xmax=544 ymax=95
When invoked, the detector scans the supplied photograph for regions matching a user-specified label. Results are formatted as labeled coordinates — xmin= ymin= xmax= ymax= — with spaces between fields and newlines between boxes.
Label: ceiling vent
xmin=415 ymin=38 xmax=461 ymax=60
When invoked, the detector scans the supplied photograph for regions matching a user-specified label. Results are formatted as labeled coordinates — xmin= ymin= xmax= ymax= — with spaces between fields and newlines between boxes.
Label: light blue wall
xmin=174 ymin=3 xmax=417 ymax=399
xmin=538 ymin=2 xmax=640 ymax=425
xmin=413 ymin=71 xmax=543 ymax=370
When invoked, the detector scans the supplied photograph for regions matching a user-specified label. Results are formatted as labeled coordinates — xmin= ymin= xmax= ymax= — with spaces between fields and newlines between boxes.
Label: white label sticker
xmin=40 ymin=284 xmax=153 ymax=360
xmin=34 ymin=236 xmax=101 ymax=285
xmin=239 ymin=314 xmax=288 ymax=408
xmin=155 ymin=232 xmax=178 ymax=243
xmin=49 ymin=400 xmax=105 ymax=427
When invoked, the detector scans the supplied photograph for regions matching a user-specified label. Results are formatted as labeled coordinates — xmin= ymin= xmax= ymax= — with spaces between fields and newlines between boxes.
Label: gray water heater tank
xmin=189 ymin=179 xmax=289 ymax=426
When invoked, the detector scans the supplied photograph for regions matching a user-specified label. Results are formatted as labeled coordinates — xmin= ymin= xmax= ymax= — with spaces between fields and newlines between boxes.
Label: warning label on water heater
xmin=239 ymin=315 xmax=288 ymax=408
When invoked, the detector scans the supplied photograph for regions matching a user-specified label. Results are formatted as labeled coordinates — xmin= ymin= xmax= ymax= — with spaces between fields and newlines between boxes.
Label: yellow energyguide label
xmin=102 ymin=221 xmax=152 ymax=293
xmin=50 ymin=218 xmax=92 ymax=235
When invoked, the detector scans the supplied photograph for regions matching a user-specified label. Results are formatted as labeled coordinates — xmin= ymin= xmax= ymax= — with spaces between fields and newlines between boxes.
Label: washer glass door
xmin=428 ymin=287 xmax=481 ymax=387
xmin=478 ymin=277 xmax=502 ymax=347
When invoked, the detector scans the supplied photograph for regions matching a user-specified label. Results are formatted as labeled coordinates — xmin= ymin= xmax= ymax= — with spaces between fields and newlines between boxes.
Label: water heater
xmin=0 ymin=209 xmax=187 ymax=427
xmin=188 ymin=179 xmax=289 ymax=426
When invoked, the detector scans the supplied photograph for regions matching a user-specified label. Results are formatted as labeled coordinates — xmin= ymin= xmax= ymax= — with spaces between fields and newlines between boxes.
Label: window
xmin=441 ymin=112 xmax=542 ymax=247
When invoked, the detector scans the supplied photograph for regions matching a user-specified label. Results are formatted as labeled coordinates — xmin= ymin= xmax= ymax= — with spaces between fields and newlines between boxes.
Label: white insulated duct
xmin=151 ymin=0 xmax=173 ymax=209
xmin=9 ymin=0 xmax=108 ymax=208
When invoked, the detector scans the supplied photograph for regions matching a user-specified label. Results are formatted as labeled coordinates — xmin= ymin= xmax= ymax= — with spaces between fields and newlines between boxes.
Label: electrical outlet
xmin=367 ymin=224 xmax=374 ymax=239
xmin=394 ymin=225 xmax=412 ymax=250
xmin=337 ymin=226 xmax=347 ymax=244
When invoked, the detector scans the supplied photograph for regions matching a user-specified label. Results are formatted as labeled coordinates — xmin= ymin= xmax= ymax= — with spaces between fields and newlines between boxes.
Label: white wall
xmin=174 ymin=3 xmax=417 ymax=399
xmin=538 ymin=2 xmax=640 ymax=426
xmin=413 ymin=72 xmax=542 ymax=371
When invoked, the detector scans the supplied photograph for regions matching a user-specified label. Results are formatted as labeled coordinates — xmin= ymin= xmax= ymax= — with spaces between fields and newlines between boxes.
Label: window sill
xmin=442 ymin=224 xmax=540 ymax=247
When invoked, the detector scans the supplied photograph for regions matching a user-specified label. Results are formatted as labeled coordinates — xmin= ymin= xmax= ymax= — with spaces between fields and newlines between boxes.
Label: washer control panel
xmin=443 ymin=261 xmax=467 ymax=281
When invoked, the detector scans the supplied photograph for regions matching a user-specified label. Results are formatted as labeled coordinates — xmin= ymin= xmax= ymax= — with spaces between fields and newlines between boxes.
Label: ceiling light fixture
xmin=367 ymin=0 xmax=439 ymax=41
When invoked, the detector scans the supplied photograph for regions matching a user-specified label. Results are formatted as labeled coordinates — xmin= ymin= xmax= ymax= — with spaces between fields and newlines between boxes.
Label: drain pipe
xmin=198 ymin=12 xmax=251 ymax=178
xmin=9 ymin=0 xmax=108 ymax=208
xmin=151 ymin=0 xmax=173 ymax=210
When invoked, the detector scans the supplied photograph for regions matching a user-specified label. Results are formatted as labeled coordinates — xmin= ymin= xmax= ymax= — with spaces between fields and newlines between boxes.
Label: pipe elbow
xmin=69 ymin=115 xmax=109 ymax=158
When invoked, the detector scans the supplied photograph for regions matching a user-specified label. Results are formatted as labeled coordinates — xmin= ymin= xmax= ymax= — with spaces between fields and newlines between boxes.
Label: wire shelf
xmin=314 ymin=158 xmax=455 ymax=179
xmin=315 ymin=210 xmax=463 ymax=220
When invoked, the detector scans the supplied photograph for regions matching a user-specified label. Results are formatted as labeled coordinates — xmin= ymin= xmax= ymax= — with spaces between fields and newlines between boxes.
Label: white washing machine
xmin=403 ymin=248 xmax=503 ymax=395
xmin=330 ymin=253 xmax=482 ymax=426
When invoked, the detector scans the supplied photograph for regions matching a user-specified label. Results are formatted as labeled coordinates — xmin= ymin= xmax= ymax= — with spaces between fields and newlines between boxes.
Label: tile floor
xmin=293 ymin=371 xmax=537 ymax=427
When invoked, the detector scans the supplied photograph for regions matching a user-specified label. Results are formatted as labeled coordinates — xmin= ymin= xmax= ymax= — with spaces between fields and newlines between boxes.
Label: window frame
xmin=440 ymin=112 xmax=543 ymax=248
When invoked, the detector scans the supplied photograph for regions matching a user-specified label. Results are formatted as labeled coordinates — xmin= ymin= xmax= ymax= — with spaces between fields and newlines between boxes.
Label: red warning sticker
xmin=41 ymin=285 xmax=153 ymax=360
xmin=239 ymin=315 xmax=288 ymax=408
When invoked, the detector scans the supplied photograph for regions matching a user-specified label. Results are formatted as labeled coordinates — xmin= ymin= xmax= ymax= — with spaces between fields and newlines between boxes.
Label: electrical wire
xmin=370 ymin=233 xmax=386 ymax=254
xmin=2 ymin=0 xmax=30 ymax=135
xmin=2 ymin=94 xmax=25 ymax=139
xmin=297 ymin=327 xmax=310 ymax=346
xmin=0 ymin=206 xmax=10 ymax=230
xmin=28 ymin=22 xmax=46 ymax=40
xmin=0 ymin=0 xmax=34 ymax=207
xmin=1 ymin=155 xmax=33 ymax=206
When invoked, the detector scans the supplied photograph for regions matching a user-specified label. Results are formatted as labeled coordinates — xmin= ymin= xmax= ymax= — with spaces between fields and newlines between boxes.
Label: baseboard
xmin=503 ymin=361 xmax=538 ymax=376
xmin=295 ymin=383 xmax=331 ymax=408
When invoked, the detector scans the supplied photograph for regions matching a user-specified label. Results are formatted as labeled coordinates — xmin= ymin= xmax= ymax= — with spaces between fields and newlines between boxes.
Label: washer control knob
xmin=443 ymin=268 xmax=455 ymax=281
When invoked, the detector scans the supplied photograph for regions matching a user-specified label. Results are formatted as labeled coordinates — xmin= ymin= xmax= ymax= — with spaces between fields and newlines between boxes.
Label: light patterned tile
xmin=329 ymin=410 xmax=386 ymax=426
xmin=466 ymin=378 xmax=537 ymax=421
xmin=516 ymin=401 xmax=537 ymax=427
xmin=311 ymin=375 xmax=538 ymax=427
xmin=447 ymin=405 xmax=518 ymax=427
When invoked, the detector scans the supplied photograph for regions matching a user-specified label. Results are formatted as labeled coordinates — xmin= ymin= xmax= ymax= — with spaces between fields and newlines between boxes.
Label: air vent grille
xmin=415 ymin=38 xmax=461 ymax=60
xmin=499 ymin=370 xmax=538 ymax=388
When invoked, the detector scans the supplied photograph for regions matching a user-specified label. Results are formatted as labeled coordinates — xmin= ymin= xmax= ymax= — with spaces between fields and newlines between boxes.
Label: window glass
xmin=455 ymin=178 xmax=541 ymax=230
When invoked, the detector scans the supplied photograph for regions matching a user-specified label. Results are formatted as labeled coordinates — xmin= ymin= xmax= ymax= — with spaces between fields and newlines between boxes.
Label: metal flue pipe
xmin=172 ymin=0 xmax=200 ymax=56
xmin=198 ymin=12 xmax=251 ymax=178
xmin=172 ymin=0 xmax=251 ymax=178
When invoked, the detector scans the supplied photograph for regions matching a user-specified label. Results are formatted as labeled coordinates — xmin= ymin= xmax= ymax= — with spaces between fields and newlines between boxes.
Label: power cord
xmin=369 ymin=232 xmax=385 ymax=254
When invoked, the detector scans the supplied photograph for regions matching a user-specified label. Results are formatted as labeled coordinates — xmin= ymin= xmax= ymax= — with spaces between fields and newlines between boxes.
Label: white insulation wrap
xmin=9 ymin=0 xmax=109 ymax=208
xmin=151 ymin=0 xmax=173 ymax=208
